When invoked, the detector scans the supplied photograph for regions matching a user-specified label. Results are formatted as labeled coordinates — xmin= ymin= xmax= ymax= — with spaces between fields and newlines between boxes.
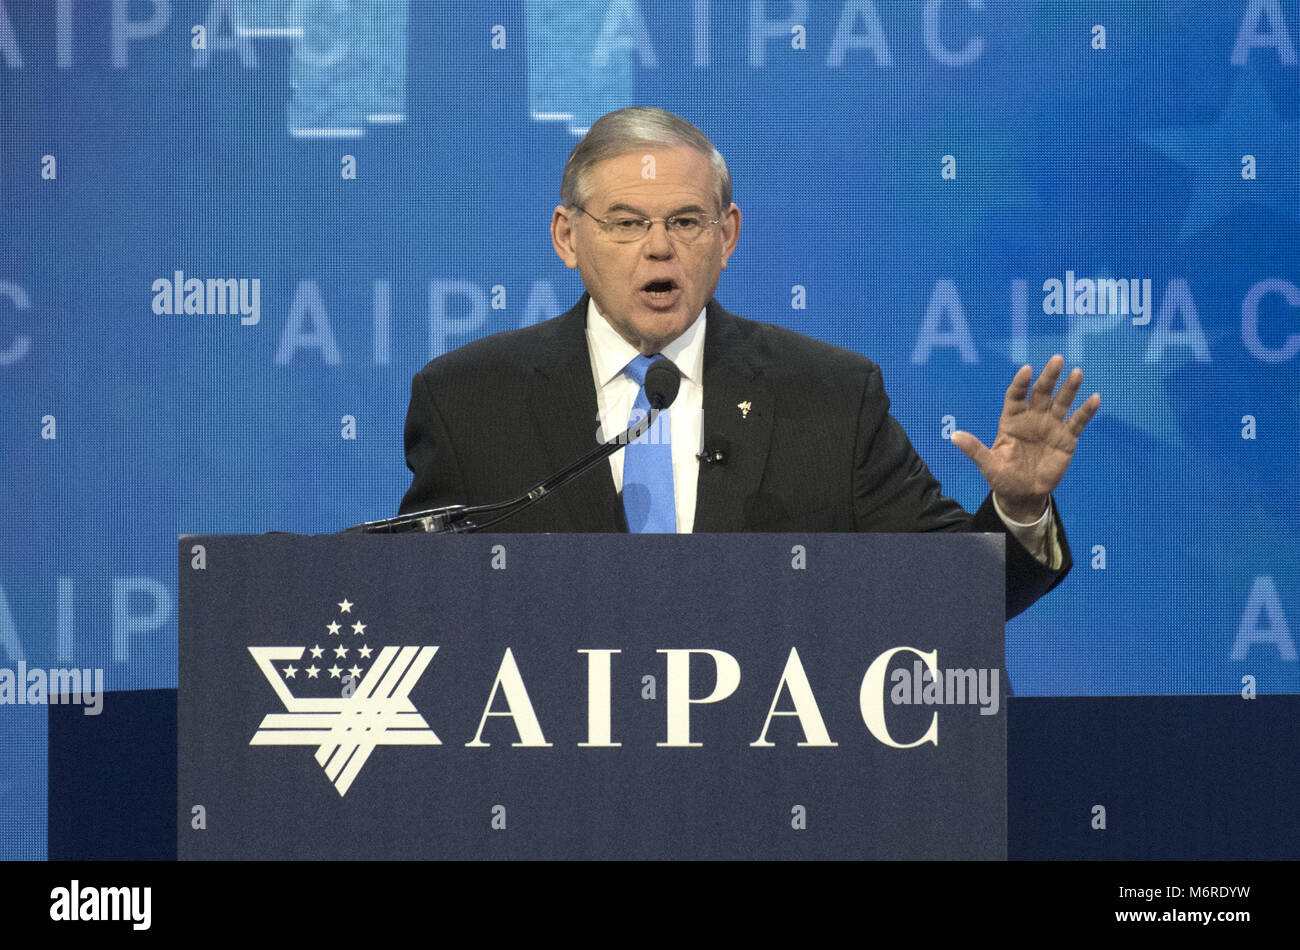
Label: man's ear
xmin=719 ymin=203 xmax=742 ymax=269
xmin=551 ymin=206 xmax=580 ymax=269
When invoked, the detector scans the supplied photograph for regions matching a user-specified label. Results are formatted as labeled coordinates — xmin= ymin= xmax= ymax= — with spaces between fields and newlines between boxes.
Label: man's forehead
xmin=584 ymin=146 xmax=715 ymax=208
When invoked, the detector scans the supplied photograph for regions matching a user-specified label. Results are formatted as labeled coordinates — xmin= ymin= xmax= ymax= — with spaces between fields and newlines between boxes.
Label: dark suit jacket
xmin=400 ymin=295 xmax=1072 ymax=619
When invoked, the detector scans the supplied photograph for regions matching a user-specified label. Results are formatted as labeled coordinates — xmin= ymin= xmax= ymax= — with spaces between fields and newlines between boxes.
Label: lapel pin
xmin=737 ymin=401 xmax=752 ymax=420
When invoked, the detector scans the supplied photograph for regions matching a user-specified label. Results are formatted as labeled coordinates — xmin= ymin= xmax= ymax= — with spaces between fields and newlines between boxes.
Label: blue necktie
xmin=621 ymin=354 xmax=676 ymax=533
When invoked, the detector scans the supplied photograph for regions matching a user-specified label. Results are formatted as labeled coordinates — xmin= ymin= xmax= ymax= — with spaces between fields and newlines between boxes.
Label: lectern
xmin=178 ymin=532 xmax=1006 ymax=859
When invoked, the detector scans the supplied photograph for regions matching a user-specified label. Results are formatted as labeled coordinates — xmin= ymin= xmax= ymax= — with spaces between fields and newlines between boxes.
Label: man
xmin=400 ymin=108 xmax=1100 ymax=620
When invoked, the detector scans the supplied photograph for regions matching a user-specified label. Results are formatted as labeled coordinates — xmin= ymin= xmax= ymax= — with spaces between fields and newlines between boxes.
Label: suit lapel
xmin=525 ymin=296 xmax=774 ymax=533
xmin=525 ymin=295 xmax=625 ymax=532
xmin=693 ymin=302 xmax=773 ymax=532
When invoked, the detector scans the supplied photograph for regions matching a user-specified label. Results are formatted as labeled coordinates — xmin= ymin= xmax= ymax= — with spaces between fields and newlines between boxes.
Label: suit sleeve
xmin=399 ymin=369 xmax=470 ymax=515
xmin=851 ymin=362 xmax=1072 ymax=620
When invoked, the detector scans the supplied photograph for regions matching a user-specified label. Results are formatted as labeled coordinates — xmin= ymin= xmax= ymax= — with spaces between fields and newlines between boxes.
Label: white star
xmin=358 ymin=645 xmax=373 ymax=659
xmin=282 ymin=665 xmax=298 ymax=679
xmin=352 ymin=621 xmax=366 ymax=635
xmin=306 ymin=666 xmax=320 ymax=679
xmin=326 ymin=621 xmax=341 ymax=636
xmin=328 ymin=665 xmax=342 ymax=679
xmin=334 ymin=645 xmax=349 ymax=658
xmin=348 ymin=665 xmax=363 ymax=679
xmin=310 ymin=644 xmax=324 ymax=658
xmin=338 ymin=599 xmax=354 ymax=613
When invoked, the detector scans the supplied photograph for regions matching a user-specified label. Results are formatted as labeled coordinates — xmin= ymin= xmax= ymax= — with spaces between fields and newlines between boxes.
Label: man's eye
xmin=611 ymin=217 xmax=647 ymax=230
xmin=669 ymin=216 xmax=702 ymax=230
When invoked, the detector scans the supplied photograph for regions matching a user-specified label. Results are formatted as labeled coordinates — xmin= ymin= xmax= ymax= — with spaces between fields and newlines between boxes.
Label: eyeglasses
xmin=574 ymin=205 xmax=721 ymax=244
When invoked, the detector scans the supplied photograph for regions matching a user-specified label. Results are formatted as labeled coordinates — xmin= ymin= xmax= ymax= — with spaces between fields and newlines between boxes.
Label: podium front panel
xmin=178 ymin=533 xmax=1006 ymax=859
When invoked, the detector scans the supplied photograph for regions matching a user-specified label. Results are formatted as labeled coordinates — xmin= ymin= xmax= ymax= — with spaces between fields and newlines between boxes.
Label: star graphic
xmin=352 ymin=621 xmax=366 ymax=635
xmin=334 ymin=644 xmax=349 ymax=658
xmin=328 ymin=665 xmax=342 ymax=679
xmin=338 ymin=599 xmax=354 ymax=613
xmin=282 ymin=665 xmax=298 ymax=679
xmin=993 ymin=323 xmax=1194 ymax=452
xmin=306 ymin=665 xmax=320 ymax=679
xmin=326 ymin=621 xmax=341 ymax=636
xmin=309 ymin=644 xmax=324 ymax=658
xmin=348 ymin=665 xmax=363 ymax=679
xmin=1141 ymin=69 xmax=1300 ymax=240
xmin=358 ymin=645 xmax=373 ymax=659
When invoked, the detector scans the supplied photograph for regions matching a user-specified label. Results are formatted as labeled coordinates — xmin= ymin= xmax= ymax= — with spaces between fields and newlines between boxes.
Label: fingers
xmin=1035 ymin=355 xmax=1099 ymax=433
xmin=950 ymin=430 xmax=989 ymax=469
xmin=1067 ymin=392 xmax=1101 ymax=437
xmin=1002 ymin=364 xmax=1033 ymax=415
xmin=999 ymin=357 xmax=1100 ymax=441
xmin=1028 ymin=354 xmax=1065 ymax=411
xmin=1051 ymin=367 xmax=1085 ymax=420
xmin=1012 ymin=356 xmax=1094 ymax=425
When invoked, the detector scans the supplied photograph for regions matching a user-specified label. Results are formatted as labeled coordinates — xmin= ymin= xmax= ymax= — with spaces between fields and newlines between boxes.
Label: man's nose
xmin=642 ymin=220 xmax=675 ymax=257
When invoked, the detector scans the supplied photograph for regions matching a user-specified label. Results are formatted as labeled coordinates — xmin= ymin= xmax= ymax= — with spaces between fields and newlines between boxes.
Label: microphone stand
xmin=344 ymin=407 xmax=661 ymax=534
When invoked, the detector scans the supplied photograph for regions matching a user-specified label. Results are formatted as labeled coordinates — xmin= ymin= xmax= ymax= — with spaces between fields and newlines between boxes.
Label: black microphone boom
xmin=346 ymin=357 xmax=685 ymax=534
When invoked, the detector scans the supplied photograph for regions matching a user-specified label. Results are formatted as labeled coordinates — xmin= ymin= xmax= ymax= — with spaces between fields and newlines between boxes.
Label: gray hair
xmin=560 ymin=107 xmax=732 ymax=212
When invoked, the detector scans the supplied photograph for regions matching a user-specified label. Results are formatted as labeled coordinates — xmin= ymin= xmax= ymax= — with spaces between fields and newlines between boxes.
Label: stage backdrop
xmin=2 ymin=1 xmax=1298 ymax=858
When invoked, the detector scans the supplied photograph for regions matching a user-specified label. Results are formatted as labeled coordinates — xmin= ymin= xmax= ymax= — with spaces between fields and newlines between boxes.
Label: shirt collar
xmin=585 ymin=298 xmax=707 ymax=389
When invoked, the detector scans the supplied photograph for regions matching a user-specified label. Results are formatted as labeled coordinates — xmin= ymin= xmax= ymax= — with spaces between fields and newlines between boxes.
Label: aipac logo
xmin=248 ymin=599 xmax=438 ymax=796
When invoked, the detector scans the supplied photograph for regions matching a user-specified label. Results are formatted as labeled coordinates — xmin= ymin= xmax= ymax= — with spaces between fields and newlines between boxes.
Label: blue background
xmin=2 ymin=0 xmax=1298 ymax=858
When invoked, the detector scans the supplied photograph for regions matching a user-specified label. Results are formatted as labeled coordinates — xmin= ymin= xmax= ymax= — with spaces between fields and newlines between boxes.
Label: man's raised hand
xmin=950 ymin=355 xmax=1100 ymax=523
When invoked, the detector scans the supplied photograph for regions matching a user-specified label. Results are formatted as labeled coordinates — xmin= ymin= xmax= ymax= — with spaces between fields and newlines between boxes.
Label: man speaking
xmin=399 ymin=107 xmax=1099 ymax=619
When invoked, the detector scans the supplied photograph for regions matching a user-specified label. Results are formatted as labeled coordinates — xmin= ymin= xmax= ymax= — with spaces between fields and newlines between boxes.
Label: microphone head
xmin=645 ymin=357 xmax=682 ymax=410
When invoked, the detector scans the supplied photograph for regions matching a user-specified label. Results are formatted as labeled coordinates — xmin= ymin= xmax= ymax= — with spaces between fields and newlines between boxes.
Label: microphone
xmin=346 ymin=357 xmax=684 ymax=534
xmin=645 ymin=358 xmax=681 ymax=411
xmin=696 ymin=435 xmax=729 ymax=466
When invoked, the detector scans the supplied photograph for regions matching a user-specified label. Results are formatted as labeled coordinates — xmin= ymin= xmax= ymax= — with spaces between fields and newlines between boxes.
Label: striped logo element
xmin=249 ymin=645 xmax=440 ymax=796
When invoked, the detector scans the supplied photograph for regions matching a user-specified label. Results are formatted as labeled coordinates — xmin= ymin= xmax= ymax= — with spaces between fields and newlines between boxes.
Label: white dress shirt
xmin=584 ymin=299 xmax=1060 ymax=568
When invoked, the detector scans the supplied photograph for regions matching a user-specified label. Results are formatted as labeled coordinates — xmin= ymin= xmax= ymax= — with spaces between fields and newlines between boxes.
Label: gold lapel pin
xmin=737 ymin=401 xmax=752 ymax=420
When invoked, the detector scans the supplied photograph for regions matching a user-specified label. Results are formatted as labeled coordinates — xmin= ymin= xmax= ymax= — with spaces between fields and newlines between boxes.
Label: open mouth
xmin=640 ymin=280 xmax=680 ymax=305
